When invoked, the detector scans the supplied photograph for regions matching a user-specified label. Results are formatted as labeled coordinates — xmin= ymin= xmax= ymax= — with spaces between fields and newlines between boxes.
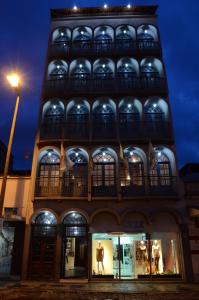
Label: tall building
xmin=24 ymin=5 xmax=193 ymax=281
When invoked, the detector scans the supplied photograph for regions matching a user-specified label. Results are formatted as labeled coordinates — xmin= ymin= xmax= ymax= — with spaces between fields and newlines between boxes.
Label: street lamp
xmin=0 ymin=73 xmax=21 ymax=218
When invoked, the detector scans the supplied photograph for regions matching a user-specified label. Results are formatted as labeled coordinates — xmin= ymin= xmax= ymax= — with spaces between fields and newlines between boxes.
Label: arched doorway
xmin=62 ymin=212 xmax=88 ymax=278
xmin=29 ymin=211 xmax=57 ymax=279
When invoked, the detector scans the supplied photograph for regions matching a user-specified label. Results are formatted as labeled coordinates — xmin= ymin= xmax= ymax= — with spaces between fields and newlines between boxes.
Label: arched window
xmin=63 ymin=148 xmax=88 ymax=196
xmin=117 ymin=58 xmax=139 ymax=79
xmin=116 ymin=25 xmax=135 ymax=40
xmin=119 ymin=101 xmax=140 ymax=123
xmin=33 ymin=211 xmax=57 ymax=225
xmin=70 ymin=59 xmax=91 ymax=79
xmin=39 ymin=151 xmax=60 ymax=177
xmin=123 ymin=148 xmax=144 ymax=186
xmin=37 ymin=150 xmax=60 ymax=196
xmin=140 ymin=59 xmax=164 ymax=79
xmin=94 ymin=26 xmax=113 ymax=42
xmin=62 ymin=212 xmax=88 ymax=278
xmin=43 ymin=103 xmax=64 ymax=124
xmin=93 ymin=59 xmax=114 ymax=79
xmin=150 ymin=149 xmax=171 ymax=186
xmin=92 ymin=148 xmax=116 ymax=187
xmin=67 ymin=102 xmax=89 ymax=122
xmin=73 ymin=26 xmax=92 ymax=41
xmin=48 ymin=60 xmax=68 ymax=79
xmin=137 ymin=25 xmax=158 ymax=42
xmin=93 ymin=103 xmax=114 ymax=123
xmin=52 ymin=27 xmax=71 ymax=43
xmin=144 ymin=103 xmax=164 ymax=122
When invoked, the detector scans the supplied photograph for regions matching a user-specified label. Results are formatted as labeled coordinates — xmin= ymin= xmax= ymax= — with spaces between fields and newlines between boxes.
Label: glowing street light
xmin=0 ymin=73 xmax=21 ymax=217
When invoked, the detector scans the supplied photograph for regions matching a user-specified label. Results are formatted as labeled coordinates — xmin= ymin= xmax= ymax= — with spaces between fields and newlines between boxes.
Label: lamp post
xmin=0 ymin=74 xmax=21 ymax=218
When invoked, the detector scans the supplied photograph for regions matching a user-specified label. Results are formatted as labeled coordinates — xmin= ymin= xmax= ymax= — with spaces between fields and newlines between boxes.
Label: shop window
xmin=92 ymin=232 xmax=181 ymax=279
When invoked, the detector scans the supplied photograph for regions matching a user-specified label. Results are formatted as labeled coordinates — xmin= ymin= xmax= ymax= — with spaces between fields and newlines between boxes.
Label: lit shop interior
xmin=92 ymin=233 xmax=181 ymax=279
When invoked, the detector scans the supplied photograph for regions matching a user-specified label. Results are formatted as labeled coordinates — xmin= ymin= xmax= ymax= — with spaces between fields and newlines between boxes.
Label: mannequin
xmin=152 ymin=240 xmax=160 ymax=273
xmin=96 ymin=241 xmax=104 ymax=274
xmin=139 ymin=240 xmax=149 ymax=273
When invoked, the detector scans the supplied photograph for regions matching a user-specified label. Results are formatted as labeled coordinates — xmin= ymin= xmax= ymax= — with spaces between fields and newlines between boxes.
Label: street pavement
xmin=0 ymin=281 xmax=199 ymax=300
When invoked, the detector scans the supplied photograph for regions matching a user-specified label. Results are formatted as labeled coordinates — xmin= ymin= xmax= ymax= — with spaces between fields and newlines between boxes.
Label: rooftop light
xmin=127 ymin=4 xmax=131 ymax=9
xmin=103 ymin=4 xmax=108 ymax=9
xmin=73 ymin=5 xmax=78 ymax=10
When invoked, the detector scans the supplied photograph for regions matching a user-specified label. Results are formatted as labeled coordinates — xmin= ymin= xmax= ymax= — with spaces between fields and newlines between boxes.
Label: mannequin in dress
xmin=96 ymin=241 xmax=104 ymax=274
xmin=152 ymin=240 xmax=160 ymax=273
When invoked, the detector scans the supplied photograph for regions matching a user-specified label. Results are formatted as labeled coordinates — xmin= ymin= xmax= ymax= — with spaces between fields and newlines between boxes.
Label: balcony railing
xmin=39 ymin=120 xmax=173 ymax=142
xmin=48 ymin=40 xmax=161 ymax=59
xmin=43 ymin=76 xmax=167 ymax=98
xmin=35 ymin=176 xmax=88 ymax=197
xmin=35 ymin=176 xmax=177 ymax=198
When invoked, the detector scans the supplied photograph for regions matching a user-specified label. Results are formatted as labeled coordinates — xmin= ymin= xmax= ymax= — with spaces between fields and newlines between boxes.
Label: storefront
xmin=92 ymin=232 xmax=181 ymax=279
xmin=28 ymin=210 xmax=183 ymax=280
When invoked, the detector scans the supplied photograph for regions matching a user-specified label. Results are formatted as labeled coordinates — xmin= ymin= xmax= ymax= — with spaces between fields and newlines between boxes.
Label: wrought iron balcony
xmin=35 ymin=175 xmax=177 ymax=198
xmin=48 ymin=40 xmax=161 ymax=59
xmin=42 ymin=75 xmax=167 ymax=98
xmin=39 ymin=120 xmax=173 ymax=142
xmin=35 ymin=176 xmax=88 ymax=197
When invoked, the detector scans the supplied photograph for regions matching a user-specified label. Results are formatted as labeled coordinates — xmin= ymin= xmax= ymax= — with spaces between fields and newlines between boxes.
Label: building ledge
xmin=51 ymin=5 xmax=158 ymax=19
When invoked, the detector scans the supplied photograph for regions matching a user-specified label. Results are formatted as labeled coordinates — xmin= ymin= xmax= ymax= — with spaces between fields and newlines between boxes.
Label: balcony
xmin=35 ymin=176 xmax=88 ymax=197
xmin=39 ymin=120 xmax=173 ymax=142
xmin=35 ymin=175 xmax=177 ymax=198
xmin=48 ymin=40 xmax=161 ymax=59
xmin=42 ymin=76 xmax=167 ymax=98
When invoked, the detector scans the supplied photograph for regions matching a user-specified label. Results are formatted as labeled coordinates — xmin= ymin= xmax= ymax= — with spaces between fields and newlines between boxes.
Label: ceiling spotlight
xmin=103 ymin=4 xmax=108 ymax=9
xmin=102 ymin=64 xmax=106 ymax=68
xmin=81 ymin=31 xmax=84 ymax=35
xmin=157 ymin=151 xmax=162 ymax=157
xmin=102 ymin=31 xmax=105 ymax=35
xmin=125 ymin=63 xmax=129 ymax=68
xmin=102 ymin=152 xmax=106 ymax=156
xmin=123 ymin=30 xmax=127 ymax=34
xmin=53 ymin=105 xmax=56 ymax=109
xmin=103 ymin=104 xmax=106 ymax=109
xmin=57 ymin=65 xmax=60 ymax=69
xmin=127 ymin=4 xmax=131 ymax=9
xmin=130 ymin=151 xmax=134 ymax=156
xmin=144 ymin=29 xmax=148 ymax=34
xmin=148 ymin=62 xmax=152 ymax=67
xmin=60 ymin=32 xmax=64 ymax=36
xmin=75 ymin=152 xmax=79 ymax=157
xmin=48 ymin=151 xmax=52 ymax=157
xmin=77 ymin=104 xmax=81 ymax=109
xmin=153 ymin=103 xmax=157 ymax=108
xmin=79 ymin=64 xmax=83 ymax=68
xmin=128 ymin=104 xmax=132 ymax=108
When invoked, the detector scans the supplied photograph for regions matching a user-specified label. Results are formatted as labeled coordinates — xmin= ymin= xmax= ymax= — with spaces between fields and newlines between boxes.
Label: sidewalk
xmin=0 ymin=281 xmax=199 ymax=300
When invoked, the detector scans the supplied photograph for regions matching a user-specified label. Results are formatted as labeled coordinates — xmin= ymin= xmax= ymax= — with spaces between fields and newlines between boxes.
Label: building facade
xmin=23 ymin=5 xmax=193 ymax=281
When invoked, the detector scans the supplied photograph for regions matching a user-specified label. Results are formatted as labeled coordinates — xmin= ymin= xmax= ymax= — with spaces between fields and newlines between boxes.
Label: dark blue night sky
xmin=0 ymin=0 xmax=199 ymax=170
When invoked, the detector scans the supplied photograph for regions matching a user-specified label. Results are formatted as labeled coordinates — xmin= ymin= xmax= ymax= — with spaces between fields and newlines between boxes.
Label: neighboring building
xmin=0 ymin=170 xmax=31 ymax=279
xmin=0 ymin=140 xmax=13 ymax=172
xmin=180 ymin=164 xmax=199 ymax=282
xmin=22 ymin=5 xmax=193 ymax=281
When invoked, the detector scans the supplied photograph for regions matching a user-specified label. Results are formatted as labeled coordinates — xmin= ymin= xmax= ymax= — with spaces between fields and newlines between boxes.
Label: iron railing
xmin=43 ymin=76 xmax=167 ymax=98
xmin=35 ymin=175 xmax=177 ymax=198
xmin=39 ymin=120 xmax=172 ymax=142
xmin=48 ymin=40 xmax=161 ymax=59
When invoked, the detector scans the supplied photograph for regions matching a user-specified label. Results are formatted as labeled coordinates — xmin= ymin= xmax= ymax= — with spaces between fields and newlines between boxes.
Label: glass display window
xmin=92 ymin=232 xmax=181 ymax=280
